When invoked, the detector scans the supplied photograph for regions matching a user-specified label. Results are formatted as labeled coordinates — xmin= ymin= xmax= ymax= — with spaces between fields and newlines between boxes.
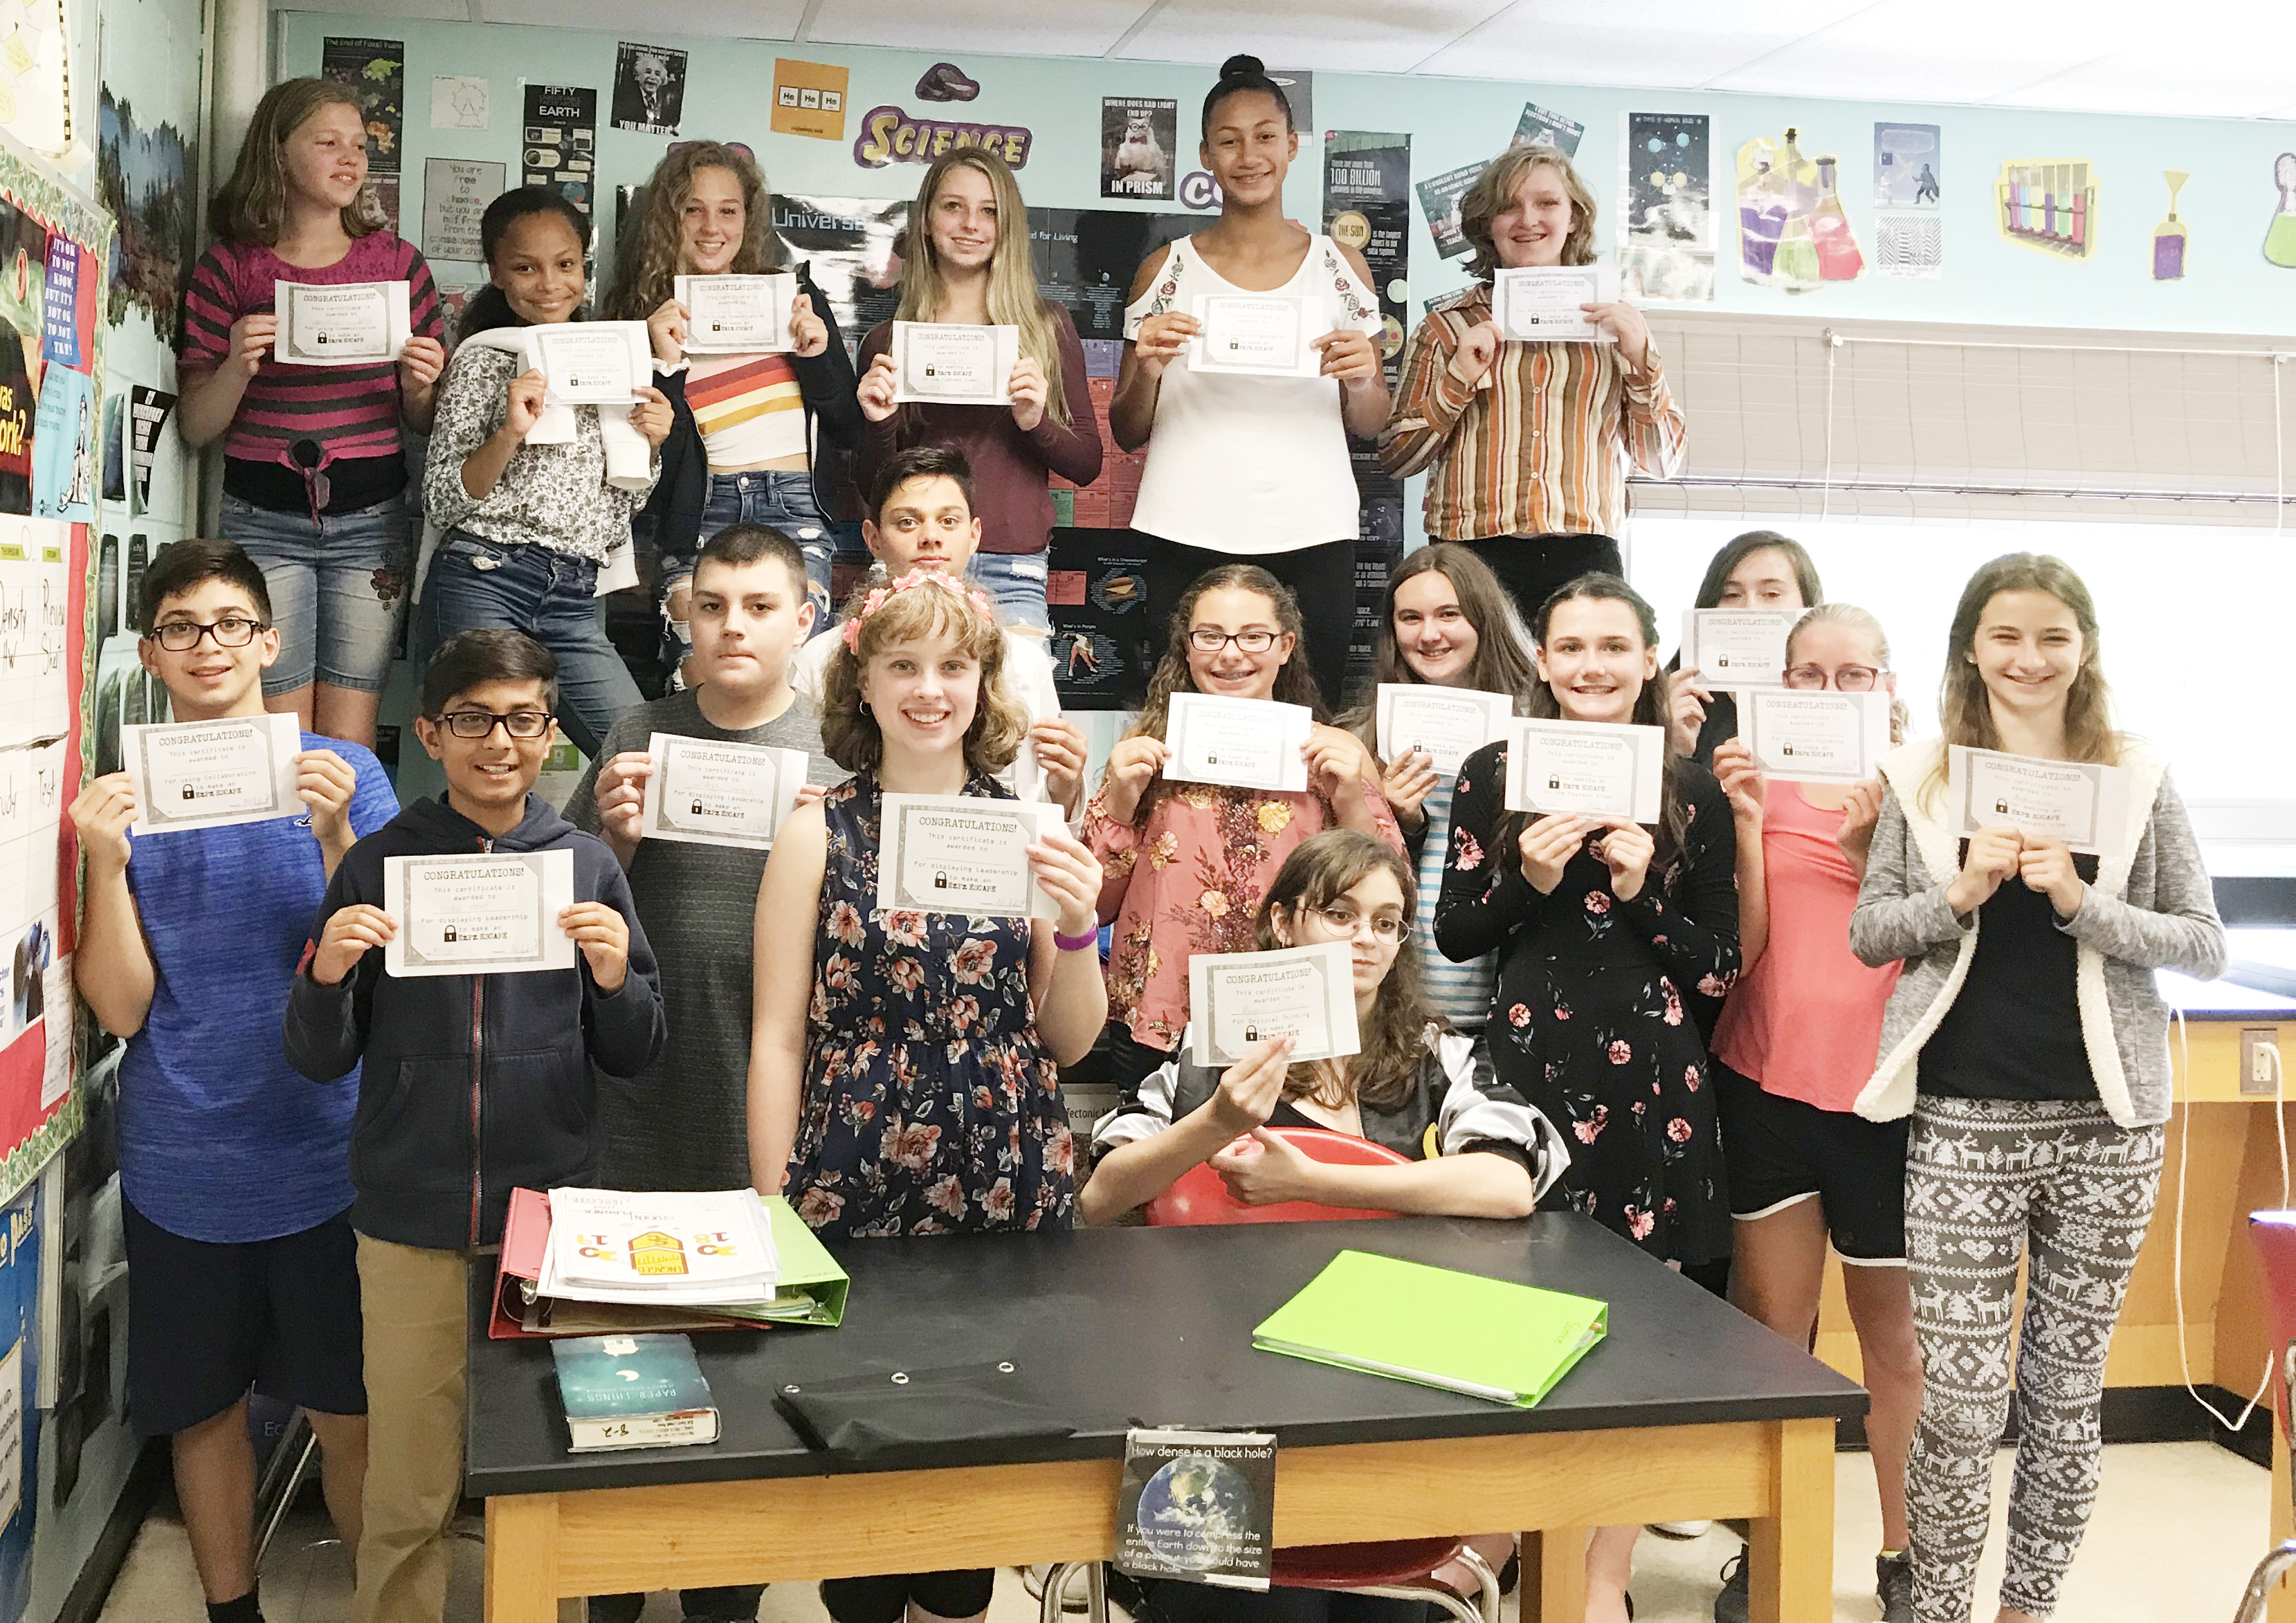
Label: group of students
xmin=86 ymin=44 xmax=2221 ymax=1623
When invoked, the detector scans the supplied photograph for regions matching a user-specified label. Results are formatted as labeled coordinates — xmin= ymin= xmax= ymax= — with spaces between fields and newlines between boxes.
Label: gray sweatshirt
xmin=1848 ymin=737 xmax=2225 ymax=1128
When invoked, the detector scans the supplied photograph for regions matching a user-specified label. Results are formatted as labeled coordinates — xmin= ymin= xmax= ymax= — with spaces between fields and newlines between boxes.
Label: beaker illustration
xmin=2266 ymin=154 xmax=2296 ymax=268
xmin=2153 ymin=170 xmax=2189 ymax=279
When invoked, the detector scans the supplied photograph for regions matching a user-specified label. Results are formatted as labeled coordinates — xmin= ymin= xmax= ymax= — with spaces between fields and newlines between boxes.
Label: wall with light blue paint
xmin=275 ymin=12 xmax=2296 ymax=337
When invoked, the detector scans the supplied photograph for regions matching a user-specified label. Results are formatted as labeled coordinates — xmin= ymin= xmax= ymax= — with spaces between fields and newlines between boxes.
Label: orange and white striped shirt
xmin=685 ymin=351 xmax=809 ymax=467
xmin=1379 ymin=283 xmax=1685 ymax=541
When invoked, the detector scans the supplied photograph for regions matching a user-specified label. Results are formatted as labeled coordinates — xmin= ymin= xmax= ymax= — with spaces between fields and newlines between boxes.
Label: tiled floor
xmin=96 ymin=1442 xmax=2272 ymax=1623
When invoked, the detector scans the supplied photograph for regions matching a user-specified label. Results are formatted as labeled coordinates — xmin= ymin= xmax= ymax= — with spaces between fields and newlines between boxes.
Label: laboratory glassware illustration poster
xmin=2153 ymin=171 xmax=2189 ymax=280
xmin=1735 ymin=127 xmax=1866 ymax=293
xmin=1996 ymin=160 xmax=2097 ymax=260
xmin=2265 ymin=154 xmax=2296 ymax=268
xmin=1873 ymin=122 xmax=1942 ymax=279
xmin=1620 ymin=112 xmax=1713 ymax=302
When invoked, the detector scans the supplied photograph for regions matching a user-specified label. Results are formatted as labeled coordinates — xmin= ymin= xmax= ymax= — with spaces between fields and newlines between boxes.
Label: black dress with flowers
xmin=1434 ymin=741 xmax=1740 ymax=1265
xmin=786 ymin=771 xmax=1076 ymax=1238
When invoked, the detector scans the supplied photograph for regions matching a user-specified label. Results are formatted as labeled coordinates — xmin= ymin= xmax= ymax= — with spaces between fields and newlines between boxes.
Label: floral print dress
xmin=787 ymin=772 xmax=1075 ymax=1238
xmin=1436 ymin=741 xmax=1740 ymax=1265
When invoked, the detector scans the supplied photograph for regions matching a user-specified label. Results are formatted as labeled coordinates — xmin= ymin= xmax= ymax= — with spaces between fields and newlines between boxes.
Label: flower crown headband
xmin=839 ymin=568 xmax=998 ymax=655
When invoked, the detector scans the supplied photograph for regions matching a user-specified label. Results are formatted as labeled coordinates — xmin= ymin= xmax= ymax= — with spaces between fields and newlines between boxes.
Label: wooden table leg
xmin=1520 ymin=1526 xmax=1587 ymax=1623
xmin=1747 ymin=1417 xmax=1834 ymax=1623
xmin=485 ymin=1494 xmax=562 ymax=1623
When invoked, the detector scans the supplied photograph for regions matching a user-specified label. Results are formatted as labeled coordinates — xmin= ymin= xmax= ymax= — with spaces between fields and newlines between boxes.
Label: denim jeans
xmin=673 ymin=471 xmax=835 ymax=668
xmin=221 ymin=493 xmax=414 ymax=695
xmin=967 ymin=549 xmax=1051 ymax=632
xmin=421 ymin=531 xmax=641 ymax=760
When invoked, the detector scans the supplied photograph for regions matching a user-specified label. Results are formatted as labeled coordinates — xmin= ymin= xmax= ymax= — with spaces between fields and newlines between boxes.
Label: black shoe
xmin=914 ymin=62 xmax=980 ymax=102
xmin=1713 ymin=1551 xmax=1749 ymax=1623
xmin=1877 ymin=1552 xmax=1915 ymax=1622
xmin=1497 ymin=1548 xmax=1519 ymax=1595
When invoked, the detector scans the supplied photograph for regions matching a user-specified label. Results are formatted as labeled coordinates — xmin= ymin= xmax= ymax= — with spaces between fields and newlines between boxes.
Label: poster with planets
xmin=1620 ymin=111 xmax=1713 ymax=302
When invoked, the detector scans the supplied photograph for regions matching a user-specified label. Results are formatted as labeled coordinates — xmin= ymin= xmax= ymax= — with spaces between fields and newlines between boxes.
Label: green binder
xmin=728 ymin=1195 xmax=850 ymax=1328
xmin=1252 ymin=1250 xmax=1607 ymax=1406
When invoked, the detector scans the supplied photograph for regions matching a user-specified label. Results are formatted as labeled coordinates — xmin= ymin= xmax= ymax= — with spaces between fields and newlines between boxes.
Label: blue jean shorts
xmin=221 ymin=494 xmax=414 ymax=695
xmin=967 ymin=549 xmax=1051 ymax=633
xmin=672 ymin=471 xmax=835 ymax=668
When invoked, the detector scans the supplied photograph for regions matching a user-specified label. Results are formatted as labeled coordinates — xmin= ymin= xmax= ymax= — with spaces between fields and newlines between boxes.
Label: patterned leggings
xmin=1902 ymin=1096 xmax=2165 ymax=1623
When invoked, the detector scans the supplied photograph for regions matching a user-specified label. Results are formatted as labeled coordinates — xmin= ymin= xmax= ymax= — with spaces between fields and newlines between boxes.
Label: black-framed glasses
xmin=1189 ymin=627 xmax=1281 ymax=654
xmin=149 ymin=616 xmax=268 ymax=651
xmin=432 ymin=710 xmax=554 ymax=740
xmin=1312 ymin=903 xmax=1408 ymax=944
xmin=1783 ymin=663 xmax=1884 ymax=693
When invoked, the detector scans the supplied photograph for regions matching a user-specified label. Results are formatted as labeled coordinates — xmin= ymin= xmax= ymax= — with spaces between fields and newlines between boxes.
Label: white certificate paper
xmin=638 ymin=733 xmax=807 ymax=850
xmin=1189 ymin=294 xmax=1320 ymax=378
xmin=534 ymin=322 xmax=650 ymax=406
xmin=1738 ymin=690 xmax=1891 ymax=785
xmin=383 ymin=849 xmax=578 ymax=978
xmin=1491 ymin=264 xmax=1621 ymax=343
xmin=1679 ymin=608 xmax=1804 ymax=688
xmin=124 ymin=712 xmax=304 ymax=835
xmin=890 ymin=321 xmax=1019 ymax=404
xmin=1949 ymin=746 xmax=2131 ymax=856
xmin=1165 ymin=694 xmax=1314 ymax=794
xmin=1503 ymin=718 xmax=1666 ymax=825
xmin=674 ymin=273 xmax=795 ymax=354
xmin=273 ymin=279 xmax=413 ymax=365
xmin=1188 ymin=942 xmax=1360 ymax=1067
xmin=1374 ymin=684 xmax=1513 ymax=777
xmin=877 ymin=794 xmax=1063 ymax=919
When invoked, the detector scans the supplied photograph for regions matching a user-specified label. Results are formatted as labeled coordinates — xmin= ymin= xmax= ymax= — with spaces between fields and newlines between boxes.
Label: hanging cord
xmin=2275 ymin=355 xmax=2286 ymax=538
xmin=2174 ymin=1005 xmax=2290 ymax=1432
xmin=1820 ymin=329 xmax=1840 ymax=521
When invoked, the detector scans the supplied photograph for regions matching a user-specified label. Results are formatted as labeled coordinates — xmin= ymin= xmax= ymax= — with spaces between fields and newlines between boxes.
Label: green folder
xmin=1252 ymin=1250 xmax=1607 ymax=1406
xmin=739 ymin=1194 xmax=850 ymax=1327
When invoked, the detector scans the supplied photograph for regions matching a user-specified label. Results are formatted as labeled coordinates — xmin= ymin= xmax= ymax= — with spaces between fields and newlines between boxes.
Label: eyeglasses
xmin=1311 ymin=904 xmax=1409 ymax=945
xmin=1190 ymin=627 xmax=1281 ymax=654
xmin=1783 ymin=663 xmax=1884 ymax=693
xmin=432 ymin=710 xmax=554 ymax=740
xmin=148 ymin=616 xmax=268 ymax=651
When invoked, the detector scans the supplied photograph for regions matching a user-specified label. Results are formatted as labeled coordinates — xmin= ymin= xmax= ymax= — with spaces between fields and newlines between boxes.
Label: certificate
xmin=877 ymin=794 xmax=1064 ymax=919
xmin=383 ymin=850 xmax=577 ymax=977
xmin=1490 ymin=264 xmax=1620 ymax=343
xmin=1190 ymin=294 xmax=1319 ymax=378
xmin=124 ymin=712 xmax=304 ymax=835
xmin=1679 ymin=608 xmax=1804 ymax=688
xmin=1165 ymin=694 xmax=1314 ymax=794
xmin=674 ymin=273 xmax=794 ymax=354
xmin=273 ymin=279 xmax=412 ymax=365
xmin=638 ymin=733 xmax=807 ymax=850
xmin=534 ymin=322 xmax=650 ymax=406
xmin=889 ymin=321 xmax=1018 ymax=404
xmin=1949 ymin=746 xmax=2131 ymax=856
xmin=1503 ymin=718 xmax=1666 ymax=825
xmin=1188 ymin=942 xmax=1360 ymax=1067
xmin=1374 ymin=684 xmax=1513 ymax=777
xmin=1738 ymin=690 xmax=1891 ymax=785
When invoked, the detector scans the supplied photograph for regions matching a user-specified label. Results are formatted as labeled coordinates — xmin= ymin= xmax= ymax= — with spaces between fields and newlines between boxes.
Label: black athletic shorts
xmin=818 ymin=1570 xmax=996 ymax=1623
xmin=1715 ymin=1058 xmax=1909 ymax=1264
xmin=123 ymin=1197 xmax=366 ymax=1436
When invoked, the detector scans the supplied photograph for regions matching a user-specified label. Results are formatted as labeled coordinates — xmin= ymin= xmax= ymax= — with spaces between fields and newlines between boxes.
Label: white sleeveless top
xmin=1124 ymin=232 xmax=1383 ymax=553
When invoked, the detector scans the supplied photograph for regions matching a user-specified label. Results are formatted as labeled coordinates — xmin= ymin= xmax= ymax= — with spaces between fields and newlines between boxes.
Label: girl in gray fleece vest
xmin=1848 ymin=553 xmax=2223 ymax=1623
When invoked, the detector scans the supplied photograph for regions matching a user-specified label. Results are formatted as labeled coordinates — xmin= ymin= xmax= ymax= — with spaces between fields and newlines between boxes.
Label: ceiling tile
xmin=473 ymin=0 xmax=809 ymax=35
xmin=1416 ymin=0 xmax=1876 ymax=87
xmin=299 ymin=0 xmax=472 ymax=19
xmin=806 ymin=0 xmax=1149 ymax=57
xmin=1703 ymin=0 xmax=2156 ymax=103
xmin=1117 ymin=0 xmax=1513 ymax=75
xmin=1983 ymin=10 xmax=2296 ymax=120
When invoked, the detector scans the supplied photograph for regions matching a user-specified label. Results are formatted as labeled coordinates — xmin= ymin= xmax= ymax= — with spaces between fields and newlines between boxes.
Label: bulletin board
xmin=0 ymin=129 xmax=106 ymax=1211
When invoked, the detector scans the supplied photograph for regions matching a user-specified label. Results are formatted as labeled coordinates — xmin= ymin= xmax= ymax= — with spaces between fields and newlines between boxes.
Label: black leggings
xmin=1142 ymin=1581 xmax=1432 ymax=1622
xmin=817 ymin=1569 xmax=996 ymax=1622
xmin=1140 ymin=535 xmax=1360 ymax=711
xmin=587 ymin=1588 xmax=761 ymax=1623
xmin=1460 ymin=533 xmax=1623 ymax=630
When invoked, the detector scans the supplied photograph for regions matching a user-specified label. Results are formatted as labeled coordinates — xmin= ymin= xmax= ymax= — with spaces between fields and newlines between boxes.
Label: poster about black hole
xmin=612 ymin=42 xmax=688 ymax=137
xmin=523 ymin=84 xmax=598 ymax=228
xmin=1101 ymin=98 xmax=1178 ymax=201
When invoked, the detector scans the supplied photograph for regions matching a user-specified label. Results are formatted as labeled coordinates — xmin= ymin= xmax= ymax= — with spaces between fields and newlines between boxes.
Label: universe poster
xmin=1620 ymin=111 xmax=1713 ymax=302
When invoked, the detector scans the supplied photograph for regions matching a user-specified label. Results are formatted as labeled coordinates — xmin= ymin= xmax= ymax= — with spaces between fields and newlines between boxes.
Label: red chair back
xmin=1142 ymin=1126 xmax=1412 ymax=1227
xmin=2249 ymin=1211 xmax=2296 ymax=1447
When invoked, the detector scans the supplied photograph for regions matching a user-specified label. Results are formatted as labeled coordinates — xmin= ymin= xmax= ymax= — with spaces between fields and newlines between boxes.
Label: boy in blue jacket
xmin=285 ymin=628 xmax=664 ymax=1623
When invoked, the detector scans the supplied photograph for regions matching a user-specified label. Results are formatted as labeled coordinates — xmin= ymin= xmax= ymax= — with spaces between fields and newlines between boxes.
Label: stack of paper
xmin=541 ymin=1189 xmax=779 ymax=1309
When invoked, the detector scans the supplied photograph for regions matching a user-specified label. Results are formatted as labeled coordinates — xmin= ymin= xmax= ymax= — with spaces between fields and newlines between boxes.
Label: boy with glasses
xmin=284 ymin=629 xmax=663 ymax=1623
xmin=66 ymin=539 xmax=397 ymax=1623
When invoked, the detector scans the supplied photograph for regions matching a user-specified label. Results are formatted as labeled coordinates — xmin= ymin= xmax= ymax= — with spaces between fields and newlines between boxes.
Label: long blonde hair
xmin=895 ymin=147 xmax=1068 ymax=427
xmin=211 ymin=79 xmax=386 ymax=245
xmin=1785 ymin=603 xmax=1911 ymax=745
xmin=605 ymin=143 xmax=787 ymax=322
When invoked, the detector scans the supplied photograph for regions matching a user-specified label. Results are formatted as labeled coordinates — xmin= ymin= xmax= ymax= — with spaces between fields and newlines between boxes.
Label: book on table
xmin=552 ymin=1332 xmax=718 ymax=1451
xmin=1252 ymin=1249 xmax=1607 ymax=1406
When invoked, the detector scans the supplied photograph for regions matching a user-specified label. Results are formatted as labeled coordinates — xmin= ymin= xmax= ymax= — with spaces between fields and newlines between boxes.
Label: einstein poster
xmin=1102 ymin=97 xmax=1178 ymax=202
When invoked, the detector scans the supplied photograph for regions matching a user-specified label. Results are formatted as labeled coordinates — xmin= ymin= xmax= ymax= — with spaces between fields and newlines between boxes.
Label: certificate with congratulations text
xmin=1165 ymin=694 xmax=1314 ymax=794
xmin=890 ymin=321 xmax=1017 ymax=404
xmin=674 ymin=273 xmax=795 ymax=354
xmin=1503 ymin=718 xmax=1666 ymax=824
xmin=638 ymin=733 xmax=808 ymax=849
xmin=125 ymin=712 xmax=304 ymax=835
xmin=1190 ymin=294 xmax=1320 ymax=377
xmin=273 ymin=279 xmax=412 ymax=365
xmin=1679 ymin=609 xmax=1803 ymax=688
xmin=383 ymin=850 xmax=577 ymax=977
xmin=1491 ymin=263 xmax=1619 ymax=343
xmin=534 ymin=322 xmax=649 ymax=406
xmin=1738 ymin=690 xmax=1891 ymax=784
xmin=1949 ymin=746 xmax=2131 ymax=856
xmin=1374 ymin=685 xmax=1514 ymax=777
xmin=1189 ymin=942 xmax=1360 ymax=1067
xmin=877 ymin=794 xmax=1063 ymax=919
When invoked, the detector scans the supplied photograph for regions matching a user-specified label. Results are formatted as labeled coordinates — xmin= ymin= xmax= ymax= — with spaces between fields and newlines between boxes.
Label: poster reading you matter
xmin=612 ymin=43 xmax=688 ymax=138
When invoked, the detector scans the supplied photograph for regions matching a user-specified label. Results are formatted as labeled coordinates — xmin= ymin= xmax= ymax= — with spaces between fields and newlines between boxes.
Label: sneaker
xmin=1650 ymin=1519 xmax=1714 ymax=1539
xmin=1713 ymin=1552 xmax=1749 ymax=1623
xmin=1877 ymin=1552 xmax=1915 ymax=1622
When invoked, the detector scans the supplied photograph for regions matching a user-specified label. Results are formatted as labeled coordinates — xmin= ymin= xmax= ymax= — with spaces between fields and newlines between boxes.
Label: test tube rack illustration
xmin=1997 ymin=160 xmax=2098 ymax=259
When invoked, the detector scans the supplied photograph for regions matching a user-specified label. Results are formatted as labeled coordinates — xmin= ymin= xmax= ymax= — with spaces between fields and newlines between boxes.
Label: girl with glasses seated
xmin=1085 ymin=565 xmax=1403 ymax=1099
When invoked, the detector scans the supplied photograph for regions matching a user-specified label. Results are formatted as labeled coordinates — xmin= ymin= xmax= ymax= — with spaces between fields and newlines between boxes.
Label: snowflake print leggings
xmin=1902 ymin=1096 xmax=2165 ymax=1623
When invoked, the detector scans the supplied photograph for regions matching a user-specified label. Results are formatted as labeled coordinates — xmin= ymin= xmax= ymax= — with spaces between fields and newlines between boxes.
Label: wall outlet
xmin=2241 ymin=1027 xmax=2281 ymax=1096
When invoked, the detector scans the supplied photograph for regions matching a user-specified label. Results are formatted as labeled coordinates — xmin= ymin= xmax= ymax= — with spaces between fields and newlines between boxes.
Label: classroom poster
xmin=1620 ymin=111 xmax=1713 ymax=302
xmin=0 ymin=1179 xmax=42 ymax=1623
xmin=522 ymin=84 xmax=598 ymax=228
xmin=1102 ymin=98 xmax=1178 ymax=201
xmin=1735 ymin=128 xmax=1866 ymax=292
xmin=1045 ymin=531 xmax=1147 ymax=710
xmin=771 ymin=59 xmax=849 ymax=143
xmin=430 ymin=75 xmax=488 ymax=131
xmin=127 ymin=387 xmax=175 ymax=516
xmin=30 ymin=366 xmax=92 ymax=522
xmin=1415 ymin=161 xmax=1482 ymax=260
xmin=420 ymin=156 xmax=502 ymax=264
xmin=1514 ymin=101 xmax=1583 ymax=156
xmin=1874 ymin=122 xmax=1942 ymax=279
xmin=38 ymin=236 xmax=75 ymax=368
xmin=319 ymin=37 xmax=403 ymax=230
xmin=611 ymin=42 xmax=687 ymax=137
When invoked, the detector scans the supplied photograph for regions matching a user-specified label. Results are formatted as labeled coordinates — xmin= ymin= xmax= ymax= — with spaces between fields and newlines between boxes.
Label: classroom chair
xmin=1040 ymin=1126 xmax=1504 ymax=1623
xmin=2234 ymin=1209 xmax=2296 ymax=1622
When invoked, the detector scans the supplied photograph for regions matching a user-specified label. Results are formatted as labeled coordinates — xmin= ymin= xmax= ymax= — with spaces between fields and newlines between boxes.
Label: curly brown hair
xmin=819 ymin=574 xmax=1029 ymax=778
xmin=604 ymin=142 xmax=787 ymax=322
xmin=1459 ymin=145 xmax=1597 ymax=279
xmin=210 ymin=79 xmax=387 ymax=246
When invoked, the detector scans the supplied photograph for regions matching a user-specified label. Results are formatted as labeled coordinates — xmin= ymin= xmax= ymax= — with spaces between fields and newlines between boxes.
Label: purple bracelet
xmin=1053 ymin=926 xmax=1099 ymax=953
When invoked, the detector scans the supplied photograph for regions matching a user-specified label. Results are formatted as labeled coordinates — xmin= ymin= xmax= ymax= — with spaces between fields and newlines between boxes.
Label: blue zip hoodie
xmin=284 ymin=792 xmax=666 ymax=1250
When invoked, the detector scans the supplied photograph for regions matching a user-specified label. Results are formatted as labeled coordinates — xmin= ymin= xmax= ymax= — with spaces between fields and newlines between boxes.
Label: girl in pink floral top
xmin=1084 ymin=565 xmax=1403 ymax=1096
